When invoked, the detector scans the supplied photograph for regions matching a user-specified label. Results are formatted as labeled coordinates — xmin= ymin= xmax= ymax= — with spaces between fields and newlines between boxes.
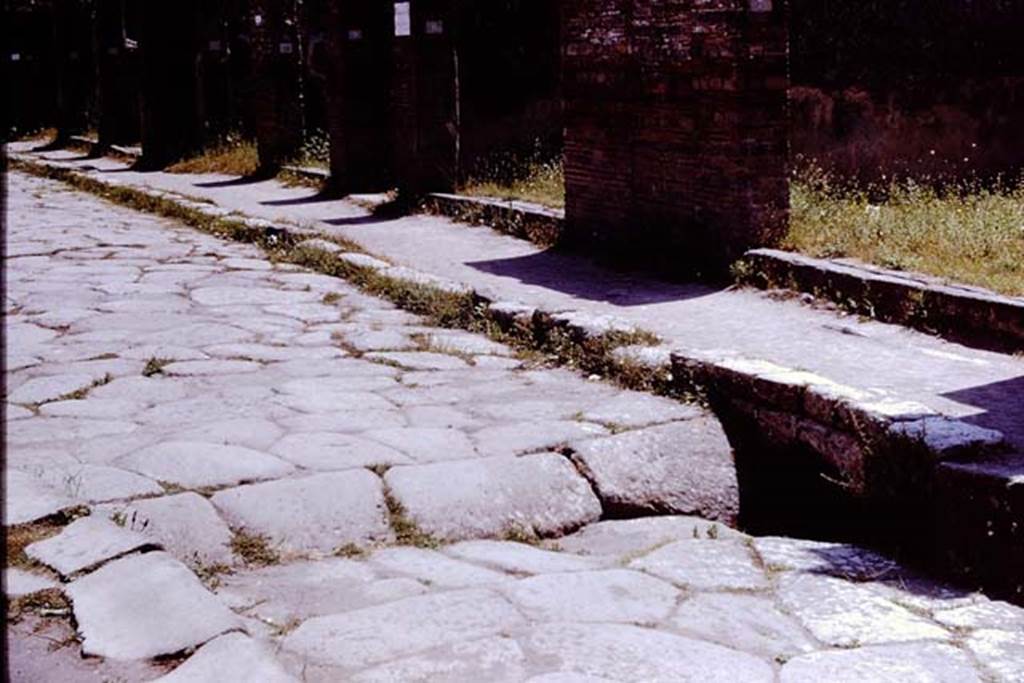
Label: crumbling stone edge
xmin=421 ymin=193 xmax=565 ymax=248
xmin=735 ymin=248 xmax=1024 ymax=353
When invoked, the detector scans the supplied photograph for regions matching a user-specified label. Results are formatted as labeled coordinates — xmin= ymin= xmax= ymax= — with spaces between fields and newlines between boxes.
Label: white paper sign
xmin=394 ymin=2 xmax=411 ymax=37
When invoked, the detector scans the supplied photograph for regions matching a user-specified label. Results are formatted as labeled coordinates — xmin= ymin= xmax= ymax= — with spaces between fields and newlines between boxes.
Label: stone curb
xmin=421 ymin=193 xmax=565 ymax=248
xmin=739 ymin=248 xmax=1024 ymax=352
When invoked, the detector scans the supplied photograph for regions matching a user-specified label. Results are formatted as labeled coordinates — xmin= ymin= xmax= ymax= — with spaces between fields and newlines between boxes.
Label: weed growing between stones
xmin=142 ymin=357 xmax=173 ymax=378
xmin=7 ymin=589 xmax=72 ymax=625
xmin=229 ymin=529 xmax=280 ymax=567
xmin=53 ymin=373 xmax=113 ymax=402
xmin=334 ymin=543 xmax=367 ymax=559
xmin=383 ymin=491 xmax=442 ymax=550
xmin=501 ymin=525 xmax=543 ymax=546
xmin=166 ymin=135 xmax=260 ymax=176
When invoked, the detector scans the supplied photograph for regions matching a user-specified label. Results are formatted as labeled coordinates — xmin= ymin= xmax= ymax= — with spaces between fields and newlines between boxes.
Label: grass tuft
xmin=384 ymin=492 xmax=442 ymax=549
xmin=142 ymin=357 xmax=173 ymax=378
xmin=167 ymin=136 xmax=260 ymax=176
xmin=230 ymin=529 xmax=280 ymax=566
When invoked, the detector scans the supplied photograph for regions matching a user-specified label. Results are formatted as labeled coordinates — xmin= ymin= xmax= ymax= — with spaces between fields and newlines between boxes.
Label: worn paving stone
xmin=178 ymin=418 xmax=286 ymax=450
xmin=90 ymin=376 xmax=190 ymax=404
xmin=444 ymin=540 xmax=612 ymax=575
xmin=581 ymin=392 xmax=702 ymax=428
xmin=163 ymin=360 xmax=263 ymax=376
xmin=6 ymin=403 xmax=35 ymax=420
xmin=26 ymin=515 xmax=154 ymax=577
xmin=405 ymin=405 xmax=485 ymax=430
xmin=4 ymin=470 xmax=76 ymax=525
xmin=270 ymin=432 xmax=411 ymax=470
xmin=5 ymin=568 xmax=60 ymax=597
xmin=570 ymin=419 xmax=738 ymax=522
xmin=103 ymin=493 xmax=235 ymax=566
xmin=965 ymin=629 xmax=1024 ymax=682
xmin=365 ymin=351 xmax=471 ymax=371
xmin=66 ymin=551 xmax=239 ymax=660
xmin=342 ymin=329 xmax=418 ymax=352
xmin=7 ymin=416 xmax=139 ymax=444
xmin=276 ymin=390 xmax=395 ymax=414
xmin=780 ymin=642 xmax=983 ymax=683
xmin=279 ymin=409 xmax=407 ymax=433
xmin=282 ymin=588 xmax=526 ymax=670
xmin=39 ymin=398 xmax=146 ymax=420
xmin=212 ymin=471 xmax=392 ymax=553
xmin=522 ymin=622 xmax=775 ymax=682
xmin=422 ymin=331 xmax=514 ymax=357
xmin=351 ymin=636 xmax=527 ymax=682
xmin=669 ymin=592 xmax=819 ymax=660
xmin=752 ymin=536 xmax=901 ymax=581
xmin=40 ymin=464 xmax=163 ymax=503
xmin=934 ymin=599 xmax=1024 ymax=631
xmin=385 ymin=453 xmax=602 ymax=541
xmin=557 ymin=516 xmax=742 ymax=557
xmin=6 ymin=373 xmax=98 ymax=405
xmin=630 ymin=539 xmax=771 ymax=591
xmin=204 ymin=343 xmax=342 ymax=363
xmin=115 ymin=441 xmax=295 ymax=489
xmin=156 ymin=633 xmax=297 ymax=683
xmin=473 ymin=420 xmax=608 ymax=458
xmin=369 ymin=547 xmax=511 ymax=587
xmin=505 ymin=569 xmax=679 ymax=624
xmin=364 ymin=427 xmax=478 ymax=463
xmin=216 ymin=558 xmax=425 ymax=624
xmin=776 ymin=573 xmax=950 ymax=647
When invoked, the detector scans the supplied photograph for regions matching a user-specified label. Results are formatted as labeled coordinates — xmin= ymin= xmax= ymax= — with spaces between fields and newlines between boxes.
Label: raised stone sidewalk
xmin=7 ymin=171 xmax=1024 ymax=680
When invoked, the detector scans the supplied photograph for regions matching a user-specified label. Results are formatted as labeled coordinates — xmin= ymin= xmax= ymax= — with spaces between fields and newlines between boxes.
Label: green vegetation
xmin=229 ymin=529 xmax=280 ymax=566
xmin=787 ymin=167 xmax=1024 ymax=297
xmin=167 ymin=135 xmax=260 ymax=176
xmin=459 ymin=156 xmax=564 ymax=210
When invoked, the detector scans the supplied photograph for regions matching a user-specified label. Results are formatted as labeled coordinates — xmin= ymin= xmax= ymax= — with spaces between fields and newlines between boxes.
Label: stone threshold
xmin=738 ymin=248 xmax=1024 ymax=353
xmin=11 ymin=152 xmax=1022 ymax=604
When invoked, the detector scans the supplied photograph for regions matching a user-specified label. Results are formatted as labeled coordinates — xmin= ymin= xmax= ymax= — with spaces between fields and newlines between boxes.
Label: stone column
xmin=323 ymin=0 xmax=393 ymax=192
xmin=139 ymin=0 xmax=204 ymax=167
xmin=562 ymin=0 xmax=789 ymax=274
xmin=53 ymin=0 xmax=95 ymax=143
xmin=249 ymin=0 xmax=305 ymax=173
xmin=95 ymin=0 xmax=141 ymax=147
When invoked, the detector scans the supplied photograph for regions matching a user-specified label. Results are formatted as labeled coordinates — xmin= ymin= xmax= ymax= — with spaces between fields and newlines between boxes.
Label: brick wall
xmin=562 ymin=0 xmax=789 ymax=274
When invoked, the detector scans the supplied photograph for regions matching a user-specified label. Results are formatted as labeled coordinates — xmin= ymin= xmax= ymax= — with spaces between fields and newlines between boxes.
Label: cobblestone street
xmin=6 ymin=171 xmax=1024 ymax=681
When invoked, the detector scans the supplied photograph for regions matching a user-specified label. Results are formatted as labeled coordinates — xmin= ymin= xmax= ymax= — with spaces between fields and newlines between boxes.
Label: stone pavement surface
xmin=10 ymin=143 xmax=1023 ymax=455
xmin=6 ymin=171 xmax=1024 ymax=681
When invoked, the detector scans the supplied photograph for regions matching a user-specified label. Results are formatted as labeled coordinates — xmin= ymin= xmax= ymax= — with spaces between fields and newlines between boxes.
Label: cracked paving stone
xmin=5 ymin=568 xmax=60 ymax=597
xmin=776 ymin=573 xmax=950 ymax=647
xmin=67 ymin=551 xmax=240 ymax=661
xmin=363 ymin=427 xmax=478 ymax=463
xmin=103 ymin=492 xmax=235 ymax=566
xmin=504 ymin=569 xmax=679 ymax=623
xmin=522 ymin=622 xmax=775 ymax=682
xmin=779 ymin=642 xmax=983 ymax=683
xmin=444 ymin=540 xmax=613 ymax=575
xmin=364 ymin=351 xmax=471 ymax=371
xmin=580 ymin=391 xmax=702 ymax=428
xmin=570 ymin=419 xmax=738 ymax=522
xmin=557 ymin=516 xmax=743 ymax=557
xmin=473 ymin=420 xmax=609 ymax=458
xmin=384 ymin=453 xmax=602 ymax=541
xmin=6 ymin=404 xmax=35 ymax=420
xmin=629 ymin=539 xmax=770 ymax=591
xmin=669 ymin=592 xmax=819 ymax=661
xmin=351 ymin=635 xmax=527 ymax=682
xmin=26 ymin=515 xmax=155 ymax=577
xmin=155 ymin=633 xmax=297 ymax=683
xmin=216 ymin=558 xmax=426 ymax=624
xmin=368 ymin=547 xmax=511 ymax=588
xmin=270 ymin=432 xmax=412 ymax=470
xmin=282 ymin=588 xmax=526 ymax=670
xmin=212 ymin=471 xmax=392 ymax=553
xmin=115 ymin=441 xmax=295 ymax=489
xmin=6 ymin=373 xmax=98 ymax=405
xmin=4 ymin=469 xmax=76 ymax=525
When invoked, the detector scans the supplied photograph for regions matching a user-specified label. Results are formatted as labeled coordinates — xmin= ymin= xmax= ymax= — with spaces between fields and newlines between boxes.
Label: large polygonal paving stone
xmin=5 ymin=568 xmax=59 ymax=597
xmin=351 ymin=636 xmax=527 ymax=682
xmin=103 ymin=493 xmax=235 ymax=566
xmin=156 ymin=633 xmax=297 ymax=683
xmin=368 ymin=547 xmax=510 ymax=588
xmin=191 ymin=286 xmax=319 ymax=307
xmin=935 ymin=600 xmax=1024 ymax=631
xmin=780 ymin=642 xmax=982 ymax=682
xmin=752 ymin=536 xmax=900 ymax=581
xmin=521 ymin=622 xmax=774 ymax=682
xmin=212 ymin=471 xmax=392 ymax=553
xmin=504 ymin=569 xmax=679 ymax=623
xmin=557 ymin=515 xmax=743 ymax=557
xmin=26 ymin=515 xmax=154 ymax=577
xmin=216 ymin=558 xmax=426 ymax=624
xmin=364 ymin=351 xmax=471 ymax=371
xmin=276 ymin=390 xmax=395 ymax=414
xmin=965 ymin=629 xmax=1024 ymax=682
xmin=178 ymin=418 xmax=286 ymax=450
xmin=115 ymin=441 xmax=295 ymax=488
xmin=776 ymin=573 xmax=950 ymax=647
xmin=5 ymin=470 xmax=76 ymax=525
xmin=580 ymin=391 xmax=702 ymax=428
xmin=162 ymin=360 xmax=263 ymax=376
xmin=204 ymin=342 xmax=342 ymax=363
xmin=444 ymin=540 xmax=612 ymax=575
xmin=66 ymin=551 xmax=240 ymax=660
xmin=629 ymin=539 xmax=770 ymax=591
xmin=363 ymin=427 xmax=478 ymax=463
xmin=473 ymin=421 xmax=609 ymax=458
xmin=282 ymin=588 xmax=526 ymax=670
xmin=40 ymin=464 xmax=163 ymax=503
xmin=270 ymin=432 xmax=411 ymax=470
xmin=7 ymin=416 xmax=138 ymax=444
xmin=384 ymin=453 xmax=602 ymax=541
xmin=39 ymin=398 xmax=146 ymax=420
xmin=669 ymin=593 xmax=819 ymax=660
xmin=570 ymin=419 xmax=738 ymax=522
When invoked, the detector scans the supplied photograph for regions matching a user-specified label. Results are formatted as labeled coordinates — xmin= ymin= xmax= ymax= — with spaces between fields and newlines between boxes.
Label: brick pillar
xmin=139 ymin=0 xmax=204 ymax=167
xmin=563 ymin=0 xmax=789 ymax=274
xmin=391 ymin=0 xmax=459 ymax=194
xmin=95 ymin=0 xmax=141 ymax=147
xmin=324 ymin=0 xmax=393 ymax=192
xmin=249 ymin=0 xmax=305 ymax=172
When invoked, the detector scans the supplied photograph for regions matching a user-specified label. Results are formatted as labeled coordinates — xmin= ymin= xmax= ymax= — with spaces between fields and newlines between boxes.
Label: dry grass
xmin=167 ymin=137 xmax=260 ymax=176
xmin=460 ymin=159 xmax=565 ymax=210
xmin=788 ymin=166 xmax=1024 ymax=296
